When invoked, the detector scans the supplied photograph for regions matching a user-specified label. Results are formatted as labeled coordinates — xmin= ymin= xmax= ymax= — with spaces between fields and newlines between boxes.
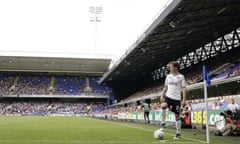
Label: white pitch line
xmin=157 ymin=127 xmax=207 ymax=144
xmin=0 ymin=140 xmax=204 ymax=144
xmin=94 ymin=119 xmax=206 ymax=144
xmin=123 ymin=123 xmax=206 ymax=144
xmin=0 ymin=140 xmax=153 ymax=144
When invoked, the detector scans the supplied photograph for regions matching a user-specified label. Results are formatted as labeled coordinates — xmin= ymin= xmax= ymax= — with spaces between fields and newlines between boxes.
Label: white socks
xmin=176 ymin=119 xmax=181 ymax=134
xmin=161 ymin=109 xmax=166 ymax=124
xmin=161 ymin=108 xmax=181 ymax=134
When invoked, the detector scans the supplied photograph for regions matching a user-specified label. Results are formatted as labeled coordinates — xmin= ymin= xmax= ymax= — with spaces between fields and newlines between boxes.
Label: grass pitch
xmin=0 ymin=116 xmax=239 ymax=144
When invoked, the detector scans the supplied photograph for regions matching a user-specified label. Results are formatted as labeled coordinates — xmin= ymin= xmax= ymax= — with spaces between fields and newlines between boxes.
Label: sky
xmin=0 ymin=0 xmax=170 ymax=61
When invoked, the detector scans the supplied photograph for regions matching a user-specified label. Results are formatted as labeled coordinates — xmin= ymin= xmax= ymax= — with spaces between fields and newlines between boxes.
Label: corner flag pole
xmin=203 ymin=65 xmax=210 ymax=144
xmin=203 ymin=79 xmax=210 ymax=144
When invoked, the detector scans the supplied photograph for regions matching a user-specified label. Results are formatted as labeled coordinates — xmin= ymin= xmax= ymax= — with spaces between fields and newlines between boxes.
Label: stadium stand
xmin=94 ymin=94 xmax=240 ymax=115
xmin=89 ymin=77 xmax=109 ymax=95
xmin=14 ymin=75 xmax=50 ymax=95
xmin=54 ymin=75 xmax=85 ymax=95
xmin=0 ymin=73 xmax=109 ymax=96
xmin=99 ymin=0 xmax=240 ymax=104
xmin=112 ymin=48 xmax=240 ymax=105
xmin=0 ymin=100 xmax=106 ymax=116
xmin=0 ymin=74 xmax=15 ymax=95
xmin=89 ymin=1 xmax=240 ymax=136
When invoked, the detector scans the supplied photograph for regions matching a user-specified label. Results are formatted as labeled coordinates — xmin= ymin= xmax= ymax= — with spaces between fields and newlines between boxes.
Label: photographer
xmin=219 ymin=110 xmax=237 ymax=136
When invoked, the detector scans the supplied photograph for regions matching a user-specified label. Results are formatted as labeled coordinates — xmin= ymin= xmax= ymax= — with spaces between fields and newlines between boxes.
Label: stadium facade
xmin=0 ymin=55 xmax=114 ymax=116
xmin=99 ymin=0 xmax=240 ymax=104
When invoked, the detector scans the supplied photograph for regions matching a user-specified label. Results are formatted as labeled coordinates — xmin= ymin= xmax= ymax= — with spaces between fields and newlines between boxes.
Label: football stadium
xmin=1 ymin=0 xmax=240 ymax=144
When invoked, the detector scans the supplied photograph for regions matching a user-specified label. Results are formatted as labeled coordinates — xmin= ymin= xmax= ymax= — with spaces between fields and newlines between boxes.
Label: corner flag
xmin=203 ymin=65 xmax=210 ymax=144
xmin=203 ymin=65 xmax=211 ymax=87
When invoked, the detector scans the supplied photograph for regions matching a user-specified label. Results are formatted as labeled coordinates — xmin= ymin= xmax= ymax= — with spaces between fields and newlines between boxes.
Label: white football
xmin=153 ymin=129 xmax=164 ymax=140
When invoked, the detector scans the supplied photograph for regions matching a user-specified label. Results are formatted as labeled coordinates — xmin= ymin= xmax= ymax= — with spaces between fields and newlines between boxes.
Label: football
xmin=153 ymin=129 xmax=164 ymax=140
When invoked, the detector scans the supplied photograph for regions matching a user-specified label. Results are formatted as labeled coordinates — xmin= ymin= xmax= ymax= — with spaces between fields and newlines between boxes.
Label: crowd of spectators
xmin=54 ymin=76 xmax=85 ymax=95
xmin=0 ymin=75 xmax=15 ymax=95
xmin=211 ymin=96 xmax=240 ymax=111
xmin=0 ymin=101 xmax=105 ymax=116
xmin=119 ymin=60 xmax=240 ymax=105
xmin=212 ymin=96 xmax=226 ymax=110
xmin=0 ymin=74 xmax=109 ymax=96
xmin=94 ymin=102 xmax=163 ymax=116
xmin=13 ymin=75 xmax=50 ymax=95
xmin=211 ymin=63 xmax=240 ymax=80
xmin=121 ymin=85 xmax=163 ymax=103
xmin=89 ymin=77 xmax=109 ymax=95
xmin=94 ymin=95 xmax=239 ymax=118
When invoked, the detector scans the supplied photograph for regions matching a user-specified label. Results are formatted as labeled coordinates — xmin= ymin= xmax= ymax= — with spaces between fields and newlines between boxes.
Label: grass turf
xmin=0 ymin=116 xmax=239 ymax=144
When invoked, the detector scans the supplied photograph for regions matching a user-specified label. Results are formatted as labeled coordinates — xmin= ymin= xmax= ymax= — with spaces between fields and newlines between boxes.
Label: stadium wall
xmin=94 ymin=110 xmax=224 ymax=127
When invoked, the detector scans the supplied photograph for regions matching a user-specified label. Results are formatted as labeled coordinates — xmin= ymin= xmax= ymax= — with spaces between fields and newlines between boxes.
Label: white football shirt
xmin=227 ymin=103 xmax=239 ymax=111
xmin=164 ymin=73 xmax=186 ymax=101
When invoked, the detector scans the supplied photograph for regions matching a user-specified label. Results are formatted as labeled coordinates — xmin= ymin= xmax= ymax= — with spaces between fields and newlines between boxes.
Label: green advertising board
xmin=117 ymin=110 xmax=224 ymax=126
xmin=191 ymin=110 xmax=224 ymax=125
